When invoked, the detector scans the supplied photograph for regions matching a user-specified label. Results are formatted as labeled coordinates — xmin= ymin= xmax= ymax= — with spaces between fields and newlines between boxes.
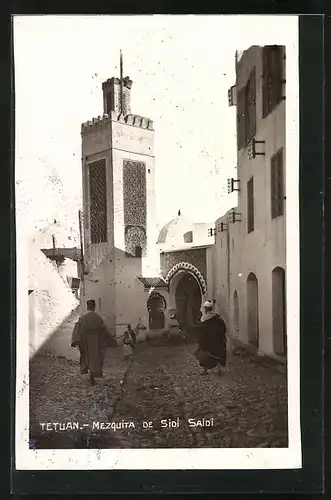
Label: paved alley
xmin=30 ymin=335 xmax=288 ymax=449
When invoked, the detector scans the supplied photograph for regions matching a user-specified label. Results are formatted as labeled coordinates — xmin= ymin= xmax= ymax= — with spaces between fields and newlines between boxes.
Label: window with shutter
xmin=237 ymin=68 xmax=256 ymax=150
xmin=271 ymin=157 xmax=277 ymax=219
xmin=263 ymin=47 xmax=269 ymax=116
xmin=237 ymin=87 xmax=246 ymax=150
xmin=262 ymin=45 xmax=284 ymax=118
xmin=245 ymin=68 xmax=256 ymax=142
xmin=271 ymin=149 xmax=284 ymax=218
xmin=247 ymin=177 xmax=254 ymax=233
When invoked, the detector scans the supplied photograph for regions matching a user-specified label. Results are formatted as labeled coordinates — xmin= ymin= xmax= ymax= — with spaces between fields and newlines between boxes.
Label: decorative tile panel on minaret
xmin=123 ymin=160 xmax=147 ymax=257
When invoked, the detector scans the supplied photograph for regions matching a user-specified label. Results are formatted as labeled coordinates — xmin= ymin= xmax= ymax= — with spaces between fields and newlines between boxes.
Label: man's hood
xmin=200 ymin=311 xmax=218 ymax=323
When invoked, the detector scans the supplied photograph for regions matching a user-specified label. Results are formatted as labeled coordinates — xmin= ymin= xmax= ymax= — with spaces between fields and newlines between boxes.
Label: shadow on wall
xmin=29 ymin=242 xmax=79 ymax=359
xmin=31 ymin=306 xmax=80 ymax=361
xmin=81 ymin=244 xmax=146 ymax=341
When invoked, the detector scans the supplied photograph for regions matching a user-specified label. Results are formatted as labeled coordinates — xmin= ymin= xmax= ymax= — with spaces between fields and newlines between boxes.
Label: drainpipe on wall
xmin=78 ymin=209 xmax=85 ymax=296
xmin=226 ymin=225 xmax=231 ymax=331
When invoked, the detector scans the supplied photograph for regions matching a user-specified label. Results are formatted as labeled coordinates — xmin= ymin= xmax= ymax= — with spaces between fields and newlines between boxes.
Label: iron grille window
xmin=262 ymin=45 xmax=284 ymax=117
xmin=247 ymin=177 xmax=254 ymax=233
xmin=237 ymin=68 xmax=256 ymax=150
xmin=88 ymin=159 xmax=107 ymax=244
xmin=271 ymin=148 xmax=284 ymax=218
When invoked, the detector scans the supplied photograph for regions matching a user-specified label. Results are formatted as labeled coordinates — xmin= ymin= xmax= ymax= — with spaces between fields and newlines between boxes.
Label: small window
xmin=106 ymin=92 xmax=114 ymax=115
xmin=134 ymin=245 xmax=142 ymax=258
xmin=71 ymin=277 xmax=80 ymax=290
xmin=247 ymin=177 xmax=254 ymax=233
xmin=271 ymin=149 xmax=284 ymax=218
xmin=183 ymin=231 xmax=193 ymax=243
xmin=98 ymin=298 xmax=102 ymax=310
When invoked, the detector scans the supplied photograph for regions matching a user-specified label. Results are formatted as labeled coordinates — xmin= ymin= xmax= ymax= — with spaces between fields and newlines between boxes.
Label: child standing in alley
xmin=123 ymin=324 xmax=134 ymax=362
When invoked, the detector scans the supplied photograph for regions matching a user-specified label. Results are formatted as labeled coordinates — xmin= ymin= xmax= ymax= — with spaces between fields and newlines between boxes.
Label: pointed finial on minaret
xmin=120 ymin=49 xmax=124 ymax=114
xmin=178 ymin=209 xmax=181 ymax=216
xmin=120 ymin=49 xmax=123 ymax=80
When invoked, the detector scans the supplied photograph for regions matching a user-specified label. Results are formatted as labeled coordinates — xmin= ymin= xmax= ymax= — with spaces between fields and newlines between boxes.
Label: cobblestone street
xmin=30 ymin=335 xmax=288 ymax=449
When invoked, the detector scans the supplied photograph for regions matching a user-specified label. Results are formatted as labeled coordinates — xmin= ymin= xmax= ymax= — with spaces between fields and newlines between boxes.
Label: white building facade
xmin=208 ymin=46 xmax=287 ymax=359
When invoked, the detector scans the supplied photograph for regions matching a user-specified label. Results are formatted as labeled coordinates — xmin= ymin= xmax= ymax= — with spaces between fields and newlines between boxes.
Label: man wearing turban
xmin=194 ymin=300 xmax=227 ymax=376
xmin=71 ymin=299 xmax=114 ymax=385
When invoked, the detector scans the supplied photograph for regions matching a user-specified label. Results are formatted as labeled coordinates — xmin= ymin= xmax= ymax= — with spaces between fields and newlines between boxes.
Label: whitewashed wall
xmin=29 ymin=241 xmax=79 ymax=357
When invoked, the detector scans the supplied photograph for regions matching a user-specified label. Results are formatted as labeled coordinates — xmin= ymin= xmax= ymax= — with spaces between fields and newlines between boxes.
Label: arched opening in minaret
xmin=134 ymin=245 xmax=142 ymax=258
xmin=170 ymin=271 xmax=202 ymax=330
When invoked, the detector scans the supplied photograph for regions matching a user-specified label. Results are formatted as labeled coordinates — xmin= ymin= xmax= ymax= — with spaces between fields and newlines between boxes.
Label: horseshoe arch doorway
xmin=169 ymin=270 xmax=202 ymax=329
xmin=147 ymin=292 xmax=166 ymax=330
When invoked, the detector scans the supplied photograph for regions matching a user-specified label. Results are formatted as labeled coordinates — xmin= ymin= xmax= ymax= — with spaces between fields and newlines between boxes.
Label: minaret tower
xmin=80 ymin=52 xmax=158 ymax=332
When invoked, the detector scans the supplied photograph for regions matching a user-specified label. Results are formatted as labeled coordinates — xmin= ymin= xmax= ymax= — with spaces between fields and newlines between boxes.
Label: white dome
xmin=157 ymin=212 xmax=194 ymax=246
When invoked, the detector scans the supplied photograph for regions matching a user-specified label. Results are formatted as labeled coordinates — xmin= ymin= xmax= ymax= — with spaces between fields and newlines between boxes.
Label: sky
xmin=14 ymin=15 xmax=298 ymax=247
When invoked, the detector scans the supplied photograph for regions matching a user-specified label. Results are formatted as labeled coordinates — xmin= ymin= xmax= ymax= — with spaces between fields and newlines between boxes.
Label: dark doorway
xmin=233 ymin=290 xmax=240 ymax=337
xmin=175 ymin=273 xmax=201 ymax=329
xmin=148 ymin=293 xmax=166 ymax=330
xmin=272 ymin=267 xmax=287 ymax=356
xmin=247 ymin=272 xmax=259 ymax=348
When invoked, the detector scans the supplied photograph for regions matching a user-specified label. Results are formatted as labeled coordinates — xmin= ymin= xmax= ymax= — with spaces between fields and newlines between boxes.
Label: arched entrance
xmin=147 ymin=292 xmax=166 ymax=330
xmin=233 ymin=290 xmax=239 ymax=337
xmin=168 ymin=271 xmax=202 ymax=329
xmin=247 ymin=273 xmax=259 ymax=347
xmin=272 ymin=267 xmax=286 ymax=356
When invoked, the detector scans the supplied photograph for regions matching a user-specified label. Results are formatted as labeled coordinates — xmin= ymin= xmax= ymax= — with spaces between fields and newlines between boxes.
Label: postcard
xmin=14 ymin=14 xmax=301 ymax=470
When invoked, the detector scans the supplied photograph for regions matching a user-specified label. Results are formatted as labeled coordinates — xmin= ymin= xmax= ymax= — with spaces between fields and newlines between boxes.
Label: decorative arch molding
xmin=147 ymin=292 xmax=167 ymax=312
xmin=165 ymin=262 xmax=207 ymax=295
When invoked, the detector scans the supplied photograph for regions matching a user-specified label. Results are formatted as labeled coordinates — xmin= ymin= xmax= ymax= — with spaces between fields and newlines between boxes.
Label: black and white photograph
xmin=15 ymin=15 xmax=301 ymax=470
